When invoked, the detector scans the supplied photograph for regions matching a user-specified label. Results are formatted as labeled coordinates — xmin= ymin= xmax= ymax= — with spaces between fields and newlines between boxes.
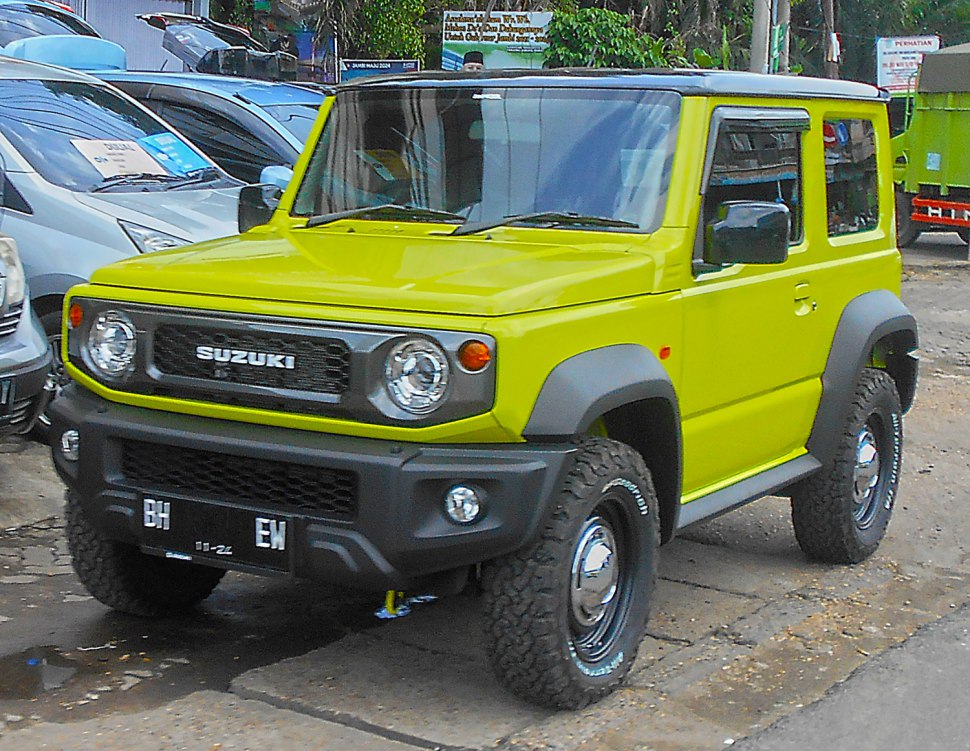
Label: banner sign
xmin=876 ymin=36 xmax=940 ymax=92
xmin=442 ymin=10 xmax=552 ymax=71
xmin=340 ymin=59 xmax=420 ymax=83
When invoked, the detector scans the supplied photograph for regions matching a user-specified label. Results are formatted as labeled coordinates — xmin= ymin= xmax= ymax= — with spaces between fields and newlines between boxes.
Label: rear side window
xmin=824 ymin=119 xmax=878 ymax=236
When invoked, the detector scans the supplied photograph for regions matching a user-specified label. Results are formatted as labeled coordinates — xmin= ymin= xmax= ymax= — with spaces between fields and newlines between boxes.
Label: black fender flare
xmin=808 ymin=290 xmax=918 ymax=467
xmin=523 ymin=344 xmax=683 ymax=540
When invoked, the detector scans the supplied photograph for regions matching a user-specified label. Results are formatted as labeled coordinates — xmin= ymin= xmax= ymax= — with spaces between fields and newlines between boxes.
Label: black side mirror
xmin=238 ymin=183 xmax=282 ymax=234
xmin=704 ymin=201 xmax=790 ymax=266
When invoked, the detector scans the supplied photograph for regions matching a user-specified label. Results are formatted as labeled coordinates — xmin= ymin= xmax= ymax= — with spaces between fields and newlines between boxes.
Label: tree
xmin=544 ymin=7 xmax=694 ymax=68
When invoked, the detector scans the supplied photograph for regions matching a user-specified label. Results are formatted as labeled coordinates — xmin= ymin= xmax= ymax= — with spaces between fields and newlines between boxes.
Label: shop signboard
xmin=876 ymin=36 xmax=941 ymax=92
xmin=442 ymin=10 xmax=551 ymax=71
xmin=340 ymin=59 xmax=421 ymax=82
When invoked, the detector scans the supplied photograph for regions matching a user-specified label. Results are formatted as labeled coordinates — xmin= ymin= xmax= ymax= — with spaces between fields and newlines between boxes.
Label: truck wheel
xmin=895 ymin=190 xmax=919 ymax=248
xmin=791 ymin=369 xmax=902 ymax=564
xmin=957 ymin=228 xmax=970 ymax=244
xmin=481 ymin=438 xmax=658 ymax=709
xmin=66 ymin=492 xmax=225 ymax=616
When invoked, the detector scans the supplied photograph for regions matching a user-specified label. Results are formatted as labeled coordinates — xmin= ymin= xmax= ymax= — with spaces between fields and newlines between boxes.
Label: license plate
xmin=139 ymin=496 xmax=293 ymax=572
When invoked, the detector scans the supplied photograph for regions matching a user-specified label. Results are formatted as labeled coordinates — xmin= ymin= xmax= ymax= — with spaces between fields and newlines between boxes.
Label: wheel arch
xmin=808 ymin=290 xmax=918 ymax=468
xmin=523 ymin=344 xmax=683 ymax=543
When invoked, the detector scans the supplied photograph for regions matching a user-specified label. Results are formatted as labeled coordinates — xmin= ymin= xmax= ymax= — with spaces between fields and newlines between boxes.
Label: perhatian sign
xmin=876 ymin=36 xmax=941 ymax=92
xmin=442 ymin=10 xmax=551 ymax=71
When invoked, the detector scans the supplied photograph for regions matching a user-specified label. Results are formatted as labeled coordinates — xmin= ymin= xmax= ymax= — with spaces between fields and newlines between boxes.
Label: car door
xmin=679 ymin=106 xmax=823 ymax=499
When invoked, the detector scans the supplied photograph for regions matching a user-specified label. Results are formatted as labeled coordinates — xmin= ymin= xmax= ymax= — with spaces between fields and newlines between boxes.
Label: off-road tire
xmin=481 ymin=437 xmax=659 ymax=710
xmin=895 ymin=189 xmax=919 ymax=248
xmin=791 ymin=368 xmax=902 ymax=564
xmin=66 ymin=492 xmax=225 ymax=616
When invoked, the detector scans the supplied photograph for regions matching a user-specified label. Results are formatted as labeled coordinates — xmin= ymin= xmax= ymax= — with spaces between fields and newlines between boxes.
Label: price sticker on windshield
xmin=70 ymin=139 xmax=168 ymax=178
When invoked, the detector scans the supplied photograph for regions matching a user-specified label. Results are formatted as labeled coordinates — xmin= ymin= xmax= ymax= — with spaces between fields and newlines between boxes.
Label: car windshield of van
xmin=259 ymin=103 xmax=318 ymax=142
xmin=0 ymin=79 xmax=233 ymax=192
xmin=0 ymin=3 xmax=98 ymax=46
xmin=293 ymin=86 xmax=681 ymax=233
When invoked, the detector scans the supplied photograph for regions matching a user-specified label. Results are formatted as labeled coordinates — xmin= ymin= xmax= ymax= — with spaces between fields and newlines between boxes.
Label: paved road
xmin=739 ymin=602 xmax=970 ymax=751
xmin=0 ymin=233 xmax=967 ymax=750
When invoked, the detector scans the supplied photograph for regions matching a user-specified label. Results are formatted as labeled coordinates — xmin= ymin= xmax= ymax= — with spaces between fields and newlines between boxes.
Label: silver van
xmin=0 ymin=57 xmax=243 ymax=432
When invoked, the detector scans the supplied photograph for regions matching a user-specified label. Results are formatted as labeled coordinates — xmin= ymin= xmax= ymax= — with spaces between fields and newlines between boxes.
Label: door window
xmin=156 ymin=102 xmax=289 ymax=184
xmin=702 ymin=116 xmax=805 ymax=252
xmin=824 ymin=119 xmax=878 ymax=236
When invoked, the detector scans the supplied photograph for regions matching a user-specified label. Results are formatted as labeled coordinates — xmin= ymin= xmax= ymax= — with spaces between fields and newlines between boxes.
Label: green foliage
xmin=359 ymin=0 xmax=425 ymax=58
xmin=544 ymin=8 xmax=692 ymax=69
xmin=210 ymin=0 xmax=254 ymax=29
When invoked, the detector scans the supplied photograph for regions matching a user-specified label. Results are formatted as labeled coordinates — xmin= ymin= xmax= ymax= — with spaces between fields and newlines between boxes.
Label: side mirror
xmin=704 ymin=201 xmax=790 ymax=266
xmin=238 ymin=184 xmax=282 ymax=234
xmin=259 ymin=165 xmax=293 ymax=191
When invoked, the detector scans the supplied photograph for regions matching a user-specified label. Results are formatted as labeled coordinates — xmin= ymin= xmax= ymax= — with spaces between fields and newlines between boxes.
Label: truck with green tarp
xmin=893 ymin=42 xmax=970 ymax=248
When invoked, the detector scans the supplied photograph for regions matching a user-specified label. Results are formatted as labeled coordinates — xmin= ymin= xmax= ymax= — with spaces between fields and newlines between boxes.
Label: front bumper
xmin=0 ymin=344 xmax=53 ymax=438
xmin=49 ymin=385 xmax=576 ymax=590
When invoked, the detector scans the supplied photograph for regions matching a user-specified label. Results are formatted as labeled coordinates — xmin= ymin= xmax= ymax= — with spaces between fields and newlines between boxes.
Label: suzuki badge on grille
xmin=195 ymin=345 xmax=296 ymax=370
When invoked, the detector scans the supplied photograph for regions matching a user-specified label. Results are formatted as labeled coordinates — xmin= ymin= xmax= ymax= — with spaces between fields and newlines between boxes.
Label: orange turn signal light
xmin=458 ymin=340 xmax=492 ymax=372
xmin=68 ymin=303 xmax=83 ymax=329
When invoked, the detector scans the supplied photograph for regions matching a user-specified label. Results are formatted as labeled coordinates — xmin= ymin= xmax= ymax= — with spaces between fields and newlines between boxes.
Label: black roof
xmin=343 ymin=68 xmax=887 ymax=102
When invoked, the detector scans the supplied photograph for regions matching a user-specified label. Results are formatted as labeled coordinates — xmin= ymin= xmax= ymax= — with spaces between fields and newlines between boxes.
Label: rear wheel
xmin=481 ymin=438 xmax=659 ymax=709
xmin=895 ymin=189 xmax=919 ymax=248
xmin=791 ymin=369 xmax=902 ymax=564
xmin=66 ymin=492 xmax=225 ymax=616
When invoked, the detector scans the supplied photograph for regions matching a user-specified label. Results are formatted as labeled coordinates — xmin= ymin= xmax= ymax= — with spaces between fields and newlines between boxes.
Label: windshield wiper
xmin=301 ymin=204 xmax=465 ymax=229
xmin=90 ymin=173 xmax=189 ymax=193
xmin=165 ymin=166 xmax=224 ymax=189
xmin=451 ymin=211 xmax=640 ymax=237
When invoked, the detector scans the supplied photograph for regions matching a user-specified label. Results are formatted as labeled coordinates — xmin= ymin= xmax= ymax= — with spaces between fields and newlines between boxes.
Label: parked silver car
xmin=0 ymin=57 xmax=243 ymax=433
xmin=0 ymin=234 xmax=50 ymax=437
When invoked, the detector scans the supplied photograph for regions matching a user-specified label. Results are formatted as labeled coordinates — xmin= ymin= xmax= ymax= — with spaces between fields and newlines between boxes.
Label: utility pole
xmin=750 ymin=0 xmax=771 ymax=73
xmin=822 ymin=0 xmax=839 ymax=78
xmin=751 ymin=0 xmax=790 ymax=74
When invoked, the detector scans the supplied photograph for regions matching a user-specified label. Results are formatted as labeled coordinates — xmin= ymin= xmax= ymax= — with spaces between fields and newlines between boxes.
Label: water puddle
xmin=0 ymin=646 xmax=78 ymax=700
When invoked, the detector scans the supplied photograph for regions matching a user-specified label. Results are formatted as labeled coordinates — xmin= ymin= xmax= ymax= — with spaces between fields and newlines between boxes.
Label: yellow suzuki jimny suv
xmin=50 ymin=69 xmax=918 ymax=709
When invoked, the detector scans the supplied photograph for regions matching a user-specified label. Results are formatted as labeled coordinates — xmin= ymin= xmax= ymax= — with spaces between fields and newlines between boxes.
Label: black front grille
xmin=0 ymin=301 xmax=23 ymax=338
xmin=120 ymin=440 xmax=358 ymax=521
xmin=153 ymin=324 xmax=351 ymax=394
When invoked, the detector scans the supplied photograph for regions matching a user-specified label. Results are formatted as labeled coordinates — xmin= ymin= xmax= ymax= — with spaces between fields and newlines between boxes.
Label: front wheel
xmin=481 ymin=438 xmax=659 ymax=709
xmin=66 ymin=492 xmax=225 ymax=616
xmin=791 ymin=369 xmax=902 ymax=564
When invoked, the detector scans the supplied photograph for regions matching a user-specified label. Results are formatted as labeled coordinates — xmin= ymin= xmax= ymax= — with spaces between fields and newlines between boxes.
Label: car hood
xmin=89 ymin=225 xmax=657 ymax=317
xmin=75 ymin=188 xmax=240 ymax=244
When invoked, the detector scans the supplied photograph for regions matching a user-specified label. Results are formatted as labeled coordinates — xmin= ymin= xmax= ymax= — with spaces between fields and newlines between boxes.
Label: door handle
xmin=794 ymin=282 xmax=816 ymax=315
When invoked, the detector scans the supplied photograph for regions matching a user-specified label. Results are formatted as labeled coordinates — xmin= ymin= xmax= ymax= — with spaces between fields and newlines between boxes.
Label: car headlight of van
xmin=86 ymin=310 xmax=137 ymax=379
xmin=0 ymin=235 xmax=26 ymax=307
xmin=384 ymin=338 xmax=450 ymax=414
xmin=119 ymin=221 xmax=189 ymax=254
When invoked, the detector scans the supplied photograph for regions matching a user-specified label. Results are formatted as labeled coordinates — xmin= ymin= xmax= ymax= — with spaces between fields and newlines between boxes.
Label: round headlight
xmin=384 ymin=338 xmax=450 ymax=414
xmin=87 ymin=310 xmax=137 ymax=379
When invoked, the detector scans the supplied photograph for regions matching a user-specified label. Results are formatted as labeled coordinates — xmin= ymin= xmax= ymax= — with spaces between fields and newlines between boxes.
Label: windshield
xmin=0 ymin=3 xmax=98 ymax=46
xmin=0 ymin=80 xmax=224 ymax=192
xmin=293 ymin=86 xmax=680 ymax=233
xmin=259 ymin=103 xmax=319 ymax=142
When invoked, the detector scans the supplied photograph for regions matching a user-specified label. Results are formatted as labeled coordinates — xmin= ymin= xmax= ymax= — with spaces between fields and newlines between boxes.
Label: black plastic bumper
xmin=49 ymin=384 xmax=576 ymax=590
xmin=0 ymin=350 xmax=52 ymax=437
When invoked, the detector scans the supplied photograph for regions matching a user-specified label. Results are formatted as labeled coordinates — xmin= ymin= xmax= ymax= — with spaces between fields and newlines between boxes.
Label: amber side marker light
xmin=458 ymin=340 xmax=492 ymax=371
xmin=68 ymin=303 xmax=83 ymax=329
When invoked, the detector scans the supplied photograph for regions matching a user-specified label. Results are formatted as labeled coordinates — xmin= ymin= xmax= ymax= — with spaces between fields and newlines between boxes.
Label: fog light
xmin=60 ymin=430 xmax=80 ymax=462
xmin=443 ymin=484 xmax=483 ymax=525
